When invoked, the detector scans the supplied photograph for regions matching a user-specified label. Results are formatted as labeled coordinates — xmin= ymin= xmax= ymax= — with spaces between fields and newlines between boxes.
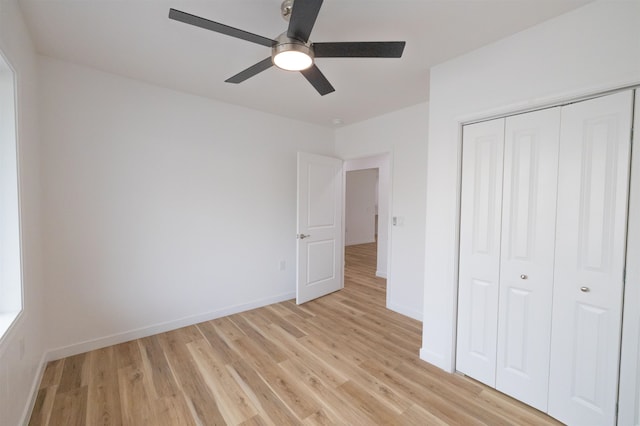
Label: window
xmin=0 ymin=52 xmax=21 ymax=341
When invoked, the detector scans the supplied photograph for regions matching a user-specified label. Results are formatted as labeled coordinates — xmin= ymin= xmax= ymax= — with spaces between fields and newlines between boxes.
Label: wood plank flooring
xmin=29 ymin=243 xmax=560 ymax=425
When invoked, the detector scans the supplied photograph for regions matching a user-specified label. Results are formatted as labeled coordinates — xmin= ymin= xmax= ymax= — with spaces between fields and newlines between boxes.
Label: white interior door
xmin=296 ymin=152 xmax=344 ymax=304
xmin=456 ymin=118 xmax=505 ymax=387
xmin=495 ymin=107 xmax=561 ymax=411
xmin=548 ymin=91 xmax=633 ymax=425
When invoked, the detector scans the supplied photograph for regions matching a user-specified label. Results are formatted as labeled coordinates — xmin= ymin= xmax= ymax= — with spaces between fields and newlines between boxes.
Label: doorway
xmin=345 ymin=168 xmax=378 ymax=246
xmin=343 ymin=154 xmax=391 ymax=300
xmin=345 ymin=168 xmax=380 ymax=288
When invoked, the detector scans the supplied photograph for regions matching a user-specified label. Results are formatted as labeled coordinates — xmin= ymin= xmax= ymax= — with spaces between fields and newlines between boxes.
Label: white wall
xmin=0 ymin=0 xmax=45 ymax=424
xmin=421 ymin=0 xmax=640 ymax=388
xmin=38 ymin=57 xmax=334 ymax=358
xmin=336 ymin=102 xmax=429 ymax=321
xmin=345 ymin=169 xmax=377 ymax=246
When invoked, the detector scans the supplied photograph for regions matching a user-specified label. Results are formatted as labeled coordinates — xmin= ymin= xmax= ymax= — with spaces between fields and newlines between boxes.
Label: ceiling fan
xmin=168 ymin=0 xmax=406 ymax=96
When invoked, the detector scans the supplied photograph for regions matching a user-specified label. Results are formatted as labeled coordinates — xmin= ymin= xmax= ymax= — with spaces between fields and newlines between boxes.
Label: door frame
xmin=451 ymin=87 xmax=640 ymax=422
xmin=343 ymin=154 xmax=392 ymax=286
xmin=618 ymin=90 xmax=640 ymax=425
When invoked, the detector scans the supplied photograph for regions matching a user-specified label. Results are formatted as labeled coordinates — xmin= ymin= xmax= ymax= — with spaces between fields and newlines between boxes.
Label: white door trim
xmin=618 ymin=90 xmax=639 ymax=425
xmin=343 ymin=154 xmax=392 ymax=280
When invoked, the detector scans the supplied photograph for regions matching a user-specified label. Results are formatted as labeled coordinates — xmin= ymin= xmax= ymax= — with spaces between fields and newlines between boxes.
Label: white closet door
xmin=548 ymin=91 xmax=633 ymax=425
xmin=456 ymin=118 xmax=505 ymax=387
xmin=495 ymin=107 xmax=561 ymax=411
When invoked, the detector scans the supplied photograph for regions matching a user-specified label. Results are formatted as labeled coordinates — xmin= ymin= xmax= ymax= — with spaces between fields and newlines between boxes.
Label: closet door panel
xmin=456 ymin=118 xmax=505 ymax=387
xmin=496 ymin=107 xmax=561 ymax=411
xmin=548 ymin=91 xmax=633 ymax=426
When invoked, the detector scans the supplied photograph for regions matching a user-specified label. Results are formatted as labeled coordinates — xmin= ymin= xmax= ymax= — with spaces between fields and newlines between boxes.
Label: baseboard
xmin=375 ymin=270 xmax=387 ymax=278
xmin=386 ymin=301 xmax=422 ymax=322
xmin=20 ymin=291 xmax=295 ymax=423
xmin=20 ymin=351 xmax=49 ymax=426
xmin=419 ymin=347 xmax=454 ymax=373
xmin=345 ymin=238 xmax=376 ymax=246
xmin=45 ymin=291 xmax=295 ymax=362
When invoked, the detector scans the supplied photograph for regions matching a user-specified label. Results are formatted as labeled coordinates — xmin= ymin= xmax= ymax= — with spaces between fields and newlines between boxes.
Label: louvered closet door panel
xmin=456 ymin=118 xmax=505 ymax=387
xmin=495 ymin=107 xmax=561 ymax=411
xmin=548 ymin=91 xmax=633 ymax=426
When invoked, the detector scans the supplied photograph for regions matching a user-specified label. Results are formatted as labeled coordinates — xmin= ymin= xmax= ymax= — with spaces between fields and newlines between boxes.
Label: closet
xmin=456 ymin=90 xmax=634 ymax=425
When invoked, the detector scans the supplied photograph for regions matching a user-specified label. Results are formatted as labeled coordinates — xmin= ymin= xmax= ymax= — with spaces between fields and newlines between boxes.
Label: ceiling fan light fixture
xmin=272 ymin=37 xmax=314 ymax=71
xmin=273 ymin=50 xmax=312 ymax=71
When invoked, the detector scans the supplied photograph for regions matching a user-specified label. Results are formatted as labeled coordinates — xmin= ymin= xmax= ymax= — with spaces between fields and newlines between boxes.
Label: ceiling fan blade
xmin=225 ymin=57 xmax=274 ymax=84
xmin=287 ymin=0 xmax=323 ymax=43
xmin=300 ymin=64 xmax=335 ymax=96
xmin=313 ymin=41 xmax=406 ymax=58
xmin=169 ymin=9 xmax=276 ymax=48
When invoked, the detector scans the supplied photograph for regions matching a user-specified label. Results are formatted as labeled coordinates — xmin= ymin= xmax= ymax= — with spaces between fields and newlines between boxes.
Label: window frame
xmin=0 ymin=49 xmax=23 ymax=344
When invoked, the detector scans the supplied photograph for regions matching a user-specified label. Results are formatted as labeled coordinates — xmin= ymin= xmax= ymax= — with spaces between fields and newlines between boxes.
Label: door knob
xmin=580 ymin=286 xmax=590 ymax=293
xmin=520 ymin=274 xmax=528 ymax=280
xmin=298 ymin=234 xmax=311 ymax=239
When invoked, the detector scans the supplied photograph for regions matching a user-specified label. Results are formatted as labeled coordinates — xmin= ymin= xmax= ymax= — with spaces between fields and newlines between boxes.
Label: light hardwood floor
xmin=29 ymin=243 xmax=560 ymax=425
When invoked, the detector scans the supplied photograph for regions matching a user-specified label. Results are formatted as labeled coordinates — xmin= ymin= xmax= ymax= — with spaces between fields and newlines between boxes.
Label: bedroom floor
xmin=28 ymin=242 xmax=559 ymax=425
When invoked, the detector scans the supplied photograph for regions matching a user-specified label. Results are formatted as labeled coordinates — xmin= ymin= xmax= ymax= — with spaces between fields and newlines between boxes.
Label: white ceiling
xmin=19 ymin=0 xmax=591 ymax=127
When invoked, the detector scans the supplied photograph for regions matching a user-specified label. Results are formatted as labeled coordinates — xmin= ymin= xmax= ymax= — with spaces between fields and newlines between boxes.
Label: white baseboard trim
xmin=45 ymin=291 xmax=295 ymax=362
xmin=19 ymin=291 xmax=294 ymax=424
xmin=386 ymin=301 xmax=422 ymax=322
xmin=345 ymin=238 xmax=377 ymax=246
xmin=375 ymin=270 xmax=387 ymax=278
xmin=419 ymin=347 xmax=454 ymax=373
xmin=20 ymin=351 xmax=49 ymax=426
